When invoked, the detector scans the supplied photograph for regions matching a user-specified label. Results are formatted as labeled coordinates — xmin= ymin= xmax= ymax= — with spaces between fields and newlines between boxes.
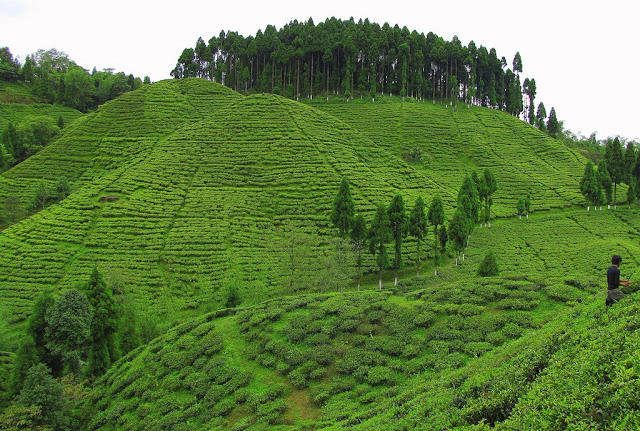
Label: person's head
xmin=612 ymin=255 xmax=622 ymax=266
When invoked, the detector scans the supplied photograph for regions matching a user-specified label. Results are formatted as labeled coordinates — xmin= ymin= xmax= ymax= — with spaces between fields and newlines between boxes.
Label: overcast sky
xmin=1 ymin=0 xmax=638 ymax=140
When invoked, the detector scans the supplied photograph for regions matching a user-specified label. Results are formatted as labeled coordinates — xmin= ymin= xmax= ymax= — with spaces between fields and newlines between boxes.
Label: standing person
xmin=606 ymin=254 xmax=630 ymax=306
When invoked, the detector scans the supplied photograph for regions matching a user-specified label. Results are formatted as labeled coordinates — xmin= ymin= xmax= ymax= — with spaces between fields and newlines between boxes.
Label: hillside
xmin=0 ymin=79 xmax=591 ymax=338
xmin=306 ymin=97 xmax=585 ymax=216
xmin=88 ymin=259 xmax=639 ymax=429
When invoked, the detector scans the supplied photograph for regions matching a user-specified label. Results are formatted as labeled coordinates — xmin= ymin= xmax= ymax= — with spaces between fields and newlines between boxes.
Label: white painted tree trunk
xmin=587 ymin=206 xmax=590 ymax=211
xmin=526 ymin=214 xmax=529 ymax=219
xmin=379 ymin=279 xmax=382 ymax=290
xmin=519 ymin=215 xmax=522 ymax=219
xmin=394 ymin=277 xmax=398 ymax=287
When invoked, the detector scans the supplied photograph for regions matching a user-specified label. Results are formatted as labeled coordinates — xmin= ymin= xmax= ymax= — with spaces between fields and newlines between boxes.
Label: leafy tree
xmin=448 ymin=210 xmax=468 ymax=265
xmin=277 ymin=222 xmax=315 ymax=292
xmin=320 ymin=237 xmax=354 ymax=293
xmin=525 ymin=194 xmax=531 ymax=218
xmin=15 ymin=364 xmax=65 ymax=429
xmin=1 ymin=122 xmax=17 ymax=164
xmin=516 ymin=197 xmax=526 ymax=219
xmin=546 ymin=107 xmax=559 ymax=138
xmin=350 ymin=214 xmax=367 ymax=290
xmin=409 ymin=196 xmax=427 ymax=279
xmin=7 ymin=337 xmax=40 ymax=398
xmin=330 ymin=177 xmax=355 ymax=238
xmin=477 ymin=251 xmax=499 ymax=276
xmin=13 ymin=116 xmax=60 ymax=163
xmin=368 ymin=204 xmax=392 ymax=290
xmin=387 ymin=193 xmax=409 ymax=286
xmin=57 ymin=116 xmax=64 ymax=129
xmin=45 ymin=289 xmax=93 ymax=374
xmin=2 ymin=195 xmax=25 ymax=225
xmin=33 ymin=180 xmax=49 ymax=211
xmin=85 ymin=267 xmax=119 ymax=378
xmin=0 ymin=47 xmax=21 ymax=82
xmin=55 ymin=176 xmax=70 ymax=200
xmin=604 ymin=137 xmax=625 ymax=207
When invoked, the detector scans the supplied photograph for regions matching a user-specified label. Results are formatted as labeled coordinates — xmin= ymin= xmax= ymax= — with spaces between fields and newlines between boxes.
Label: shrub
xmin=366 ymin=366 xmax=395 ymax=386
xmin=478 ymin=251 xmax=499 ymax=277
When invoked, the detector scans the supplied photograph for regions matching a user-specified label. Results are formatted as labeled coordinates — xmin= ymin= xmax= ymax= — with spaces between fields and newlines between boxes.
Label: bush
xmin=478 ymin=251 xmax=499 ymax=277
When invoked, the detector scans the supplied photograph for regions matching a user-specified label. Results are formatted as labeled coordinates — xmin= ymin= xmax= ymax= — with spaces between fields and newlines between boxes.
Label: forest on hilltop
xmin=172 ymin=17 xmax=557 ymax=132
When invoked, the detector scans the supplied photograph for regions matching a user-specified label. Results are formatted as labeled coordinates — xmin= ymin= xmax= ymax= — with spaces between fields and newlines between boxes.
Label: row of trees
xmin=172 ymin=18 xmax=539 ymax=118
xmin=580 ymin=138 xmax=640 ymax=209
xmin=0 ymin=47 xmax=149 ymax=112
xmin=330 ymin=170 xmax=498 ymax=288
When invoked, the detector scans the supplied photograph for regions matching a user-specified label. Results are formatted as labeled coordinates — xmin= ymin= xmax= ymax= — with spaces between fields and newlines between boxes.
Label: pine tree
xmin=483 ymin=169 xmax=498 ymax=226
xmin=350 ymin=214 xmax=367 ymax=291
xmin=598 ymin=161 xmax=613 ymax=207
xmin=547 ymin=107 xmax=559 ymax=138
xmin=580 ymin=161 xmax=599 ymax=210
xmin=428 ymin=195 xmax=445 ymax=272
xmin=330 ymin=177 xmax=355 ymax=237
xmin=368 ymin=204 xmax=392 ymax=290
xmin=387 ymin=193 xmax=409 ymax=287
xmin=604 ymin=138 xmax=625 ymax=208
xmin=627 ymin=182 xmax=636 ymax=208
xmin=623 ymin=141 xmax=636 ymax=185
xmin=448 ymin=210 xmax=467 ymax=265
xmin=409 ymin=196 xmax=427 ymax=279
xmin=85 ymin=267 xmax=119 ymax=378
xmin=535 ymin=102 xmax=547 ymax=132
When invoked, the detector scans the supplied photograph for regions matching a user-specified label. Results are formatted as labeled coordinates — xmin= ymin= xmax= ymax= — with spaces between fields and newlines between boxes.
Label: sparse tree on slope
xmin=623 ymin=141 xmax=636 ymax=185
xmin=350 ymin=214 xmax=367 ymax=291
xmin=331 ymin=177 xmax=355 ymax=238
xmin=428 ymin=194 xmax=445 ymax=273
xmin=409 ymin=196 xmax=427 ymax=279
xmin=517 ymin=197 xmax=526 ymax=219
xmin=388 ymin=193 xmax=409 ymax=286
xmin=546 ymin=107 xmax=560 ymax=138
xmin=535 ymin=102 xmax=547 ymax=132
xmin=580 ymin=161 xmax=599 ymax=210
xmin=604 ymin=137 xmax=625 ymax=208
xmin=483 ymin=168 xmax=497 ymax=226
xmin=448 ymin=210 xmax=468 ymax=265
xmin=369 ymin=204 xmax=392 ymax=290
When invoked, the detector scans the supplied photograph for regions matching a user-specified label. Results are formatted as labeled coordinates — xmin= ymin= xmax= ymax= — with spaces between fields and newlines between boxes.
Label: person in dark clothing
xmin=606 ymin=254 xmax=630 ymax=306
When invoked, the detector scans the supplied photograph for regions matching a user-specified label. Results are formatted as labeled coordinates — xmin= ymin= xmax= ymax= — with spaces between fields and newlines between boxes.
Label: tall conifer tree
xmin=331 ymin=177 xmax=355 ymax=237
xmin=388 ymin=193 xmax=409 ymax=286
xmin=368 ymin=204 xmax=392 ymax=290
xmin=409 ymin=196 xmax=427 ymax=279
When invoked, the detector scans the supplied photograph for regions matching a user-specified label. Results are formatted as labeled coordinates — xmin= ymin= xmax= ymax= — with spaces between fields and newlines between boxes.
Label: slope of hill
xmin=306 ymin=97 xmax=585 ymax=216
xmin=87 ymin=252 xmax=639 ymax=429
xmin=0 ymin=78 xmax=588 ymax=338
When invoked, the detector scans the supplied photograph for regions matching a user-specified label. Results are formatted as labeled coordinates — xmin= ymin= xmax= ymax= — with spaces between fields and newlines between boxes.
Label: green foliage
xmin=409 ymin=196 xmax=427 ymax=277
xmin=388 ymin=193 xmax=409 ymax=282
xmin=7 ymin=337 xmax=39 ymax=398
xmin=331 ymin=177 xmax=355 ymax=237
xmin=15 ymin=364 xmax=64 ymax=429
xmin=477 ymin=251 xmax=499 ymax=277
xmin=45 ymin=289 xmax=92 ymax=374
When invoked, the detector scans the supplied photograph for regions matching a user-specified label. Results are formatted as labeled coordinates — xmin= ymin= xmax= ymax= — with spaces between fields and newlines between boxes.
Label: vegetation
xmin=0 ymin=39 xmax=639 ymax=428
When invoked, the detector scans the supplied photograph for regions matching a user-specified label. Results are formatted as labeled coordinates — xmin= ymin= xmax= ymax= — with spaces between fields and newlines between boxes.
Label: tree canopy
xmin=173 ymin=18 xmax=537 ymax=118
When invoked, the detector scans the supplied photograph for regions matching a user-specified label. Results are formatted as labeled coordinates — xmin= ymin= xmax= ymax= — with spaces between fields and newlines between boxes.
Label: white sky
xmin=1 ymin=0 xmax=639 ymax=141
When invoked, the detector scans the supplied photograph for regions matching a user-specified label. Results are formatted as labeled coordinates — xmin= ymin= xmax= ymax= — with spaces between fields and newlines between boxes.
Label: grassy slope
xmin=305 ymin=97 xmax=585 ymax=216
xmin=89 ymin=219 xmax=640 ymax=430
xmin=0 ymin=79 xmax=591 ymax=336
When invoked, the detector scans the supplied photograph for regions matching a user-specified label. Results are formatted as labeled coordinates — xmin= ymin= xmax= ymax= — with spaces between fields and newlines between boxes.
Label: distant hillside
xmin=0 ymin=78 xmax=587 ymax=335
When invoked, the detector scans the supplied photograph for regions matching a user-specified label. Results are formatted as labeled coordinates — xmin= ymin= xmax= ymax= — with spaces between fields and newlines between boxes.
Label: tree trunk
xmin=614 ymin=182 xmax=617 ymax=208
xmin=416 ymin=240 xmax=420 ymax=279
xmin=379 ymin=269 xmax=382 ymax=290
